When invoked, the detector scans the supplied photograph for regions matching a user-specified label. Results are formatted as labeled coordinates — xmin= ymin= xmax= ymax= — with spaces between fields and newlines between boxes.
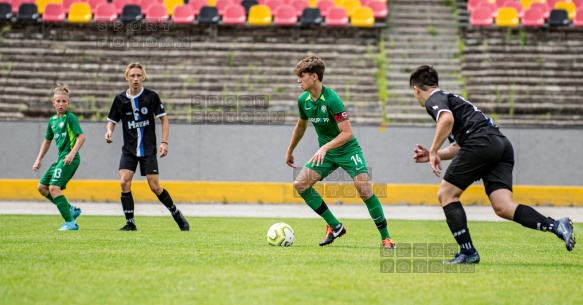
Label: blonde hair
xmin=124 ymin=63 xmax=147 ymax=79
xmin=53 ymin=83 xmax=70 ymax=100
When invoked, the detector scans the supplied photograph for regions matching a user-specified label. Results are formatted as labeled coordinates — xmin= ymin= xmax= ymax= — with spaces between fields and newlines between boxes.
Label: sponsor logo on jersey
xmin=126 ymin=112 xmax=133 ymax=116
xmin=309 ymin=117 xmax=329 ymax=123
xmin=54 ymin=132 xmax=67 ymax=138
xmin=128 ymin=120 xmax=150 ymax=129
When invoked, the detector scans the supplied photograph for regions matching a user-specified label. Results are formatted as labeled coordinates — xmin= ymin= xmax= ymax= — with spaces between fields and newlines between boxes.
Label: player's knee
xmin=120 ymin=179 xmax=131 ymax=190
xmin=492 ymin=202 xmax=512 ymax=219
xmin=293 ymin=180 xmax=309 ymax=193
xmin=148 ymin=183 xmax=161 ymax=194
xmin=48 ymin=185 xmax=61 ymax=196
xmin=355 ymin=181 xmax=372 ymax=198
xmin=37 ymin=184 xmax=48 ymax=195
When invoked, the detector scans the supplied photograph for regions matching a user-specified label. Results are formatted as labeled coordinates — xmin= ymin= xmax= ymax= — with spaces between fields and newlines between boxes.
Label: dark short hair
xmin=294 ymin=56 xmax=325 ymax=82
xmin=409 ymin=65 xmax=439 ymax=90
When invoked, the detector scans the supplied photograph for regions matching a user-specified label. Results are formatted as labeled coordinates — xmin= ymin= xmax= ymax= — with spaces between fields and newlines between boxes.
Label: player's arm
xmin=64 ymin=134 xmax=85 ymax=165
xmin=286 ymin=118 xmax=308 ymax=168
xmin=414 ymin=143 xmax=460 ymax=163
xmin=159 ymin=115 xmax=169 ymax=157
xmin=105 ymin=121 xmax=116 ymax=143
xmin=428 ymin=111 xmax=454 ymax=177
xmin=33 ymin=139 xmax=52 ymax=171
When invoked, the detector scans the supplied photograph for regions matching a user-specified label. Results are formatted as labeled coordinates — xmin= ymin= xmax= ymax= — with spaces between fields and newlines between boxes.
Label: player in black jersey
xmin=105 ymin=63 xmax=189 ymax=231
xmin=409 ymin=65 xmax=574 ymax=264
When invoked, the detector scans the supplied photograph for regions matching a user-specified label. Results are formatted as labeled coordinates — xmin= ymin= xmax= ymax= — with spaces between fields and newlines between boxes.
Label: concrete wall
xmin=2 ymin=121 xmax=582 ymax=186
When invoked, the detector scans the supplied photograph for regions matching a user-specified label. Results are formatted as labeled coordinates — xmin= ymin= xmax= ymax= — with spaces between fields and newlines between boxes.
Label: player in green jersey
xmin=286 ymin=56 xmax=395 ymax=248
xmin=33 ymin=84 xmax=85 ymax=231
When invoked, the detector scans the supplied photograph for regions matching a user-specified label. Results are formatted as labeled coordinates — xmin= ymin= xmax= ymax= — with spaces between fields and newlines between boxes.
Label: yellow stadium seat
xmin=163 ymin=0 xmax=184 ymax=15
xmin=340 ymin=0 xmax=360 ymax=17
xmin=333 ymin=0 xmax=342 ymax=6
xmin=308 ymin=0 xmax=317 ymax=8
xmin=35 ymin=0 xmax=62 ymax=14
xmin=495 ymin=7 xmax=519 ymax=27
xmin=248 ymin=4 xmax=272 ymax=25
xmin=208 ymin=0 xmax=216 ymax=6
xmin=350 ymin=6 xmax=373 ymax=27
xmin=68 ymin=2 xmax=92 ymax=23
xmin=554 ymin=1 xmax=576 ymax=20
xmin=519 ymin=0 xmax=543 ymax=10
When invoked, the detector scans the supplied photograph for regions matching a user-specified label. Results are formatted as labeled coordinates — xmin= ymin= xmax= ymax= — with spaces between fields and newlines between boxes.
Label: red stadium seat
xmin=477 ymin=1 xmax=498 ymax=18
xmin=522 ymin=7 xmax=544 ymax=27
xmin=367 ymin=0 xmax=386 ymax=18
xmin=470 ymin=6 xmax=493 ymax=26
xmin=11 ymin=0 xmax=35 ymax=14
xmin=139 ymin=0 xmax=157 ymax=11
xmin=171 ymin=4 xmax=194 ymax=23
xmin=325 ymin=6 xmax=347 ymax=26
xmin=546 ymin=0 xmax=563 ymax=9
xmin=315 ymin=0 xmax=333 ymax=17
xmin=113 ymin=0 xmax=132 ymax=14
xmin=61 ymin=0 xmax=81 ymax=13
xmin=265 ymin=0 xmax=282 ymax=13
xmin=573 ymin=0 xmax=583 ymax=8
xmin=94 ymin=2 xmax=117 ymax=22
xmin=221 ymin=3 xmax=245 ymax=24
xmin=467 ymin=0 xmax=488 ymax=13
xmin=290 ymin=0 xmax=307 ymax=17
xmin=500 ymin=1 xmax=523 ymax=18
xmin=188 ymin=0 xmax=206 ymax=15
xmin=529 ymin=2 xmax=549 ymax=18
xmin=42 ymin=2 xmax=65 ymax=21
xmin=574 ymin=8 xmax=583 ymax=26
xmin=88 ymin=0 xmax=105 ymax=12
xmin=273 ymin=4 xmax=296 ymax=25
xmin=145 ymin=2 xmax=167 ymax=22
xmin=214 ymin=0 xmax=232 ymax=15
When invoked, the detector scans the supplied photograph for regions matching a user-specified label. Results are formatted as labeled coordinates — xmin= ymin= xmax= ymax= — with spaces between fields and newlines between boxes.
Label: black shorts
xmin=444 ymin=134 xmax=514 ymax=196
xmin=119 ymin=154 xmax=159 ymax=176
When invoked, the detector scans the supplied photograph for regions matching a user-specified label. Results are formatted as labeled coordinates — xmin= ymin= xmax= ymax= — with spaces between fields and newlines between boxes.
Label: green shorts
xmin=304 ymin=148 xmax=368 ymax=180
xmin=40 ymin=155 xmax=80 ymax=190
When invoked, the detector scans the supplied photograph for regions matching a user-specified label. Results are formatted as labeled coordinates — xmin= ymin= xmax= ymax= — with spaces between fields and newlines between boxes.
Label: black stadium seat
xmin=197 ymin=6 xmax=219 ymax=24
xmin=120 ymin=4 xmax=142 ymax=23
xmin=300 ymin=7 xmax=322 ymax=26
xmin=241 ymin=0 xmax=258 ymax=15
xmin=17 ymin=3 xmax=39 ymax=22
xmin=548 ymin=9 xmax=570 ymax=26
xmin=0 ymin=3 xmax=13 ymax=21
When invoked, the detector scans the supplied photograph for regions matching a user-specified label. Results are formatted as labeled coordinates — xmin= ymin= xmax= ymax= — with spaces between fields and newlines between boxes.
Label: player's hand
xmin=159 ymin=143 xmax=168 ymax=157
xmin=413 ymin=144 xmax=429 ymax=163
xmin=105 ymin=130 xmax=113 ymax=143
xmin=286 ymin=152 xmax=296 ymax=168
xmin=429 ymin=151 xmax=442 ymax=177
xmin=310 ymin=146 xmax=328 ymax=167
xmin=32 ymin=159 xmax=41 ymax=172
xmin=64 ymin=153 xmax=74 ymax=165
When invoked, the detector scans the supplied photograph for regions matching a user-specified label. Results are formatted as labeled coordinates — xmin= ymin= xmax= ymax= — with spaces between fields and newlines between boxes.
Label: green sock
xmin=45 ymin=194 xmax=55 ymax=204
xmin=364 ymin=194 xmax=390 ymax=239
xmin=53 ymin=195 xmax=73 ymax=222
xmin=300 ymin=187 xmax=340 ymax=228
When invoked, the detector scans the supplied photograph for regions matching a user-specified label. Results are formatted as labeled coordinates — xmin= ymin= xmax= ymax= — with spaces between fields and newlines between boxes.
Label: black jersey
xmin=107 ymin=88 xmax=166 ymax=157
xmin=425 ymin=89 xmax=502 ymax=146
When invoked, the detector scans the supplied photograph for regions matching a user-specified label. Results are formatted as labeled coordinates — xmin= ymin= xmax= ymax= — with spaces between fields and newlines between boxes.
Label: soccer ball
xmin=267 ymin=223 xmax=295 ymax=247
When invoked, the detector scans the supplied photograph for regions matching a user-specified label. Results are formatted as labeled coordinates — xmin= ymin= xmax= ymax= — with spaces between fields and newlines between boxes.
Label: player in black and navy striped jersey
xmin=410 ymin=65 xmax=574 ymax=264
xmin=105 ymin=63 xmax=189 ymax=232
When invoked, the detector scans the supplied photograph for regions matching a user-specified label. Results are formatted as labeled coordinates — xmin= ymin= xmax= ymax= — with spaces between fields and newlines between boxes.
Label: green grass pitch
xmin=0 ymin=215 xmax=581 ymax=305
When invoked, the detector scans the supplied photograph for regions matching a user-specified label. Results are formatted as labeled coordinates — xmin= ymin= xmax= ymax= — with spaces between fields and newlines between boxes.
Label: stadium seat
xmin=290 ymin=0 xmax=307 ymax=16
xmin=61 ymin=0 xmax=78 ymax=13
xmin=315 ymin=0 xmax=333 ymax=17
xmin=470 ymin=6 xmax=493 ymax=26
xmin=299 ymin=7 xmax=321 ymax=25
xmin=68 ymin=2 xmax=91 ymax=22
xmin=221 ymin=3 xmax=245 ymax=24
xmin=519 ymin=0 xmax=538 ymax=10
xmin=360 ymin=0 xmax=370 ymax=7
xmin=139 ymin=0 xmax=157 ymax=11
xmin=35 ymin=0 xmax=61 ymax=15
xmin=467 ymin=0 xmax=489 ymax=13
xmin=350 ymin=6 xmax=373 ymax=27
xmin=120 ymin=4 xmax=142 ymax=21
xmin=367 ymin=0 xmax=386 ymax=19
xmin=94 ymin=2 xmax=117 ymax=22
xmin=495 ymin=7 xmax=519 ymax=26
xmin=340 ymin=0 xmax=359 ymax=17
xmin=522 ymin=7 xmax=544 ymax=27
xmin=17 ymin=2 xmax=38 ymax=20
xmin=248 ymin=4 xmax=271 ymax=25
xmin=171 ymin=4 xmax=194 ymax=23
xmin=273 ymin=4 xmax=296 ymax=25
xmin=89 ymin=0 xmax=106 ymax=13
xmin=11 ymin=0 xmax=35 ymax=14
xmin=41 ymin=2 xmax=64 ymax=21
xmin=546 ymin=0 xmax=564 ymax=9
xmin=554 ymin=1 xmax=576 ymax=19
xmin=265 ymin=0 xmax=282 ymax=13
xmin=477 ymin=1 xmax=498 ymax=18
xmin=306 ymin=0 xmax=316 ymax=8
xmin=240 ymin=0 xmax=257 ymax=14
xmin=325 ymin=6 xmax=347 ymax=26
xmin=529 ymin=2 xmax=549 ymax=18
xmin=214 ymin=0 xmax=231 ymax=15
xmin=500 ymin=1 xmax=523 ymax=18
xmin=0 ymin=2 xmax=13 ymax=20
xmin=188 ymin=0 xmax=206 ymax=15
xmin=113 ymin=0 xmax=131 ymax=14
xmin=574 ymin=8 xmax=583 ymax=26
xmin=573 ymin=0 xmax=583 ymax=8
xmin=145 ymin=3 xmax=168 ymax=22
xmin=163 ymin=0 xmax=182 ymax=15
xmin=197 ymin=5 xmax=218 ymax=23
xmin=548 ymin=8 xmax=570 ymax=25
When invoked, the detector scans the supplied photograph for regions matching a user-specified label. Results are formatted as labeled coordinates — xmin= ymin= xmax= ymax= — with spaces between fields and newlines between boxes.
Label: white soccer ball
xmin=267 ymin=222 xmax=295 ymax=247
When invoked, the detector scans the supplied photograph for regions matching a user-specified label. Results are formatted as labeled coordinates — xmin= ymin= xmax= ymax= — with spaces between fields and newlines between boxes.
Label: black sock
xmin=513 ymin=204 xmax=555 ymax=232
xmin=121 ymin=191 xmax=135 ymax=224
xmin=443 ymin=202 xmax=475 ymax=253
xmin=157 ymin=189 xmax=178 ymax=215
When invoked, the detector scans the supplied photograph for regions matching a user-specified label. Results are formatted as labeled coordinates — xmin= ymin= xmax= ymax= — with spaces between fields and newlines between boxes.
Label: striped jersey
xmin=107 ymin=88 xmax=166 ymax=157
